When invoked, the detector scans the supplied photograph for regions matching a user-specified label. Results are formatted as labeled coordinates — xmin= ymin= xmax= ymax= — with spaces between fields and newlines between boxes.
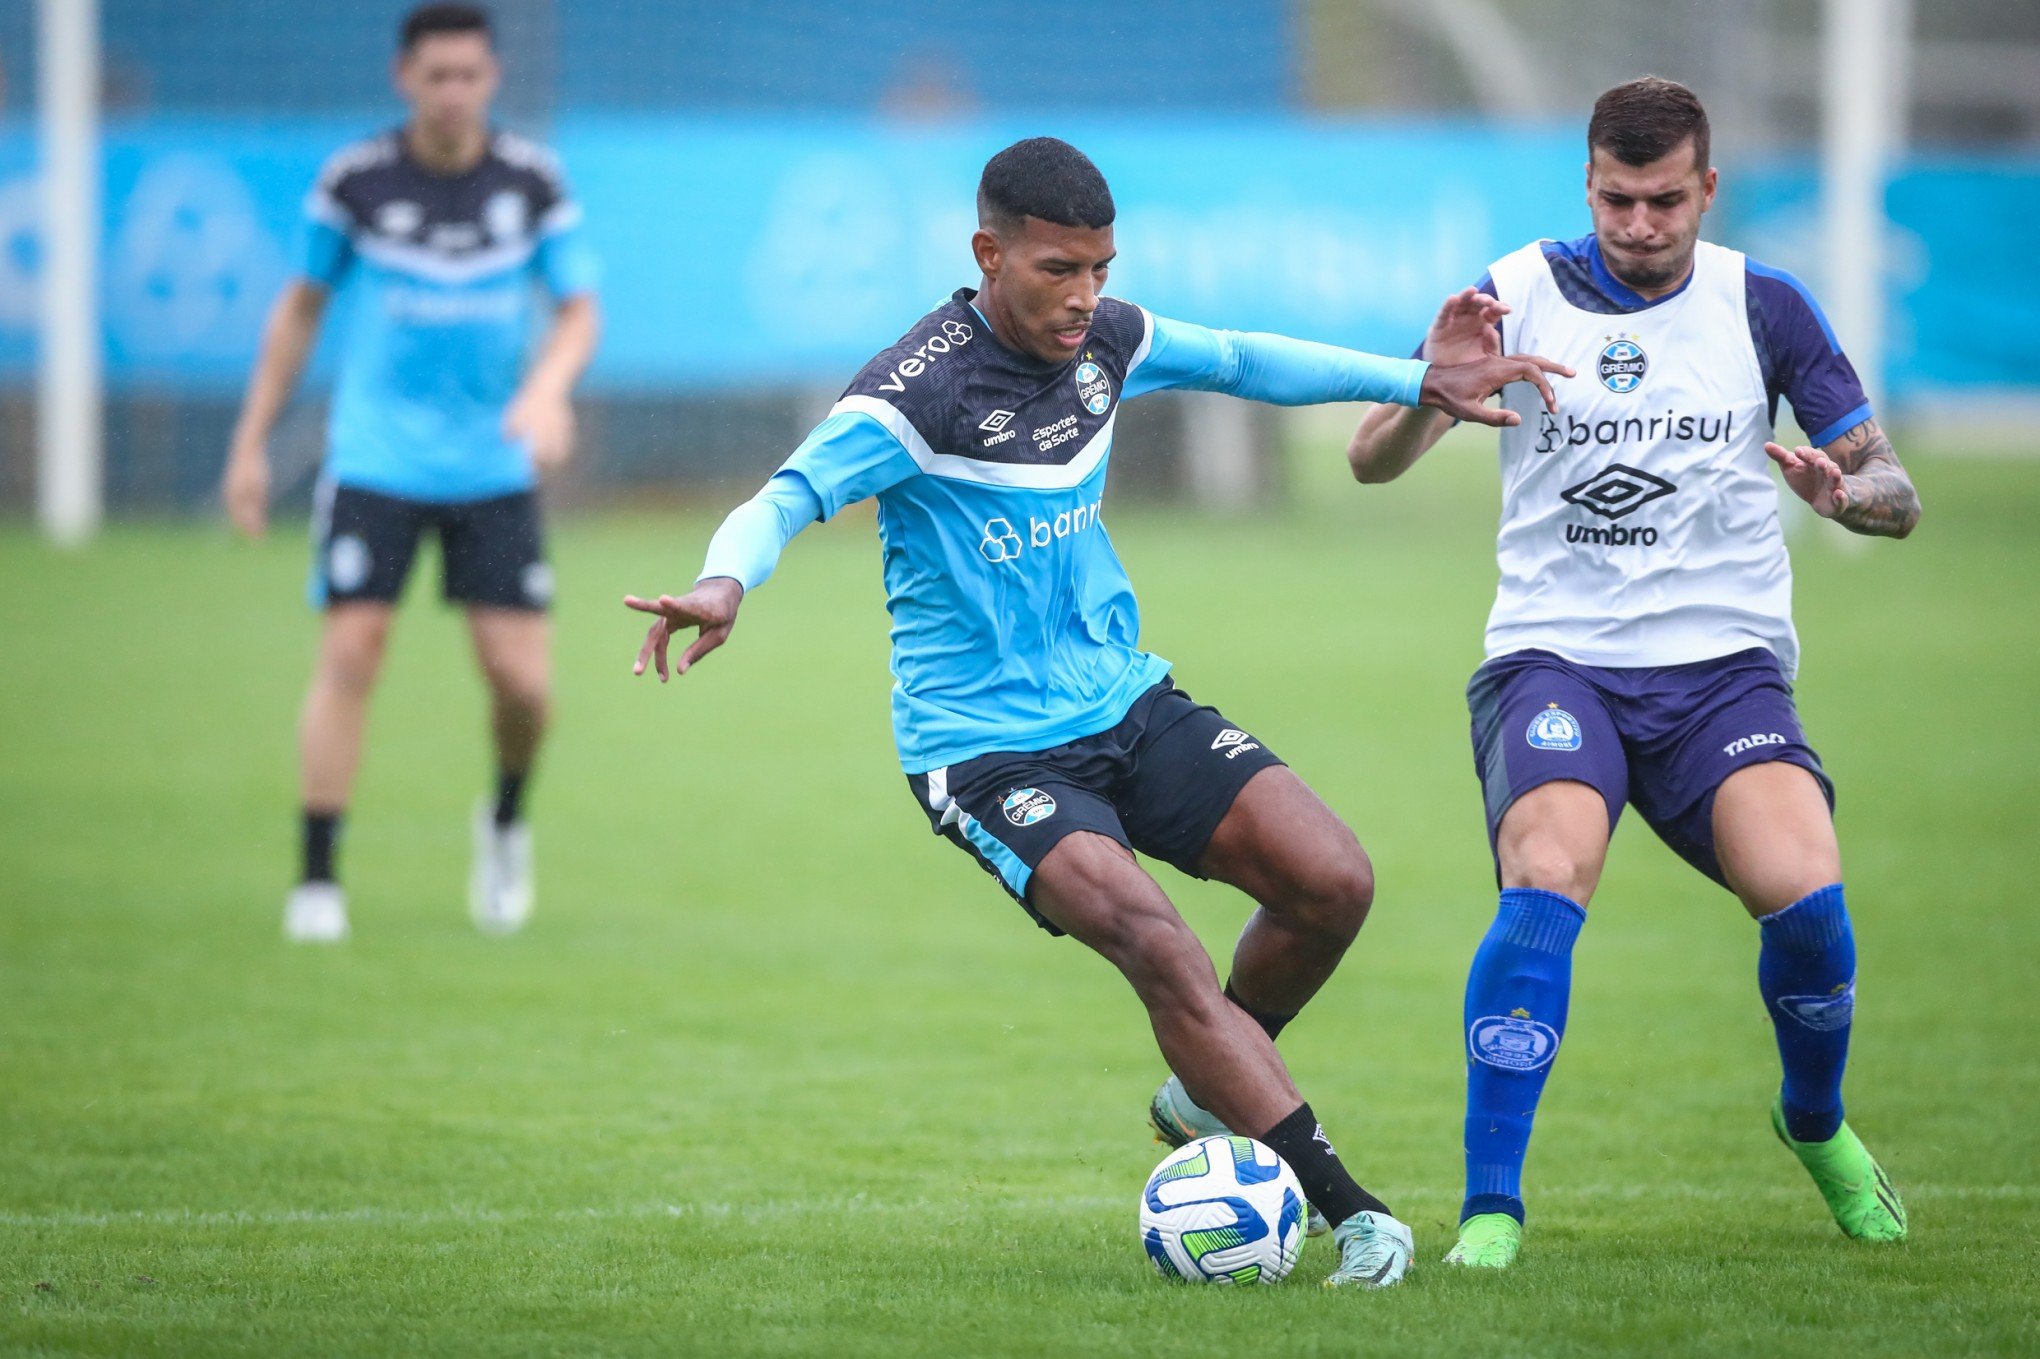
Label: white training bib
xmin=1482 ymin=239 xmax=1799 ymax=676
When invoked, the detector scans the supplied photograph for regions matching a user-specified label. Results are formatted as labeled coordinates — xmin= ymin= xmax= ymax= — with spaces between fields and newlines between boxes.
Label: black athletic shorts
xmin=905 ymin=680 xmax=1286 ymax=935
xmin=309 ymin=483 xmax=551 ymax=612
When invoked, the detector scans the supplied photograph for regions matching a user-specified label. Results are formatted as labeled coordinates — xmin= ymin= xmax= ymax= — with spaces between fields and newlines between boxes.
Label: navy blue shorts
xmin=1467 ymin=648 xmax=1834 ymax=888
xmin=309 ymin=484 xmax=551 ymax=612
xmin=906 ymin=680 xmax=1286 ymax=935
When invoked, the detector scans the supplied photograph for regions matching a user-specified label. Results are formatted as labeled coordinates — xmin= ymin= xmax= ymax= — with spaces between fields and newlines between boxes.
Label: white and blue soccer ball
xmin=1140 ymin=1135 xmax=1306 ymax=1285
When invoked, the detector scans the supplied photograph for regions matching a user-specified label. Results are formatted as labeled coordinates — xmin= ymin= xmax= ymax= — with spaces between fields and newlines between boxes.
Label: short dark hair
xmin=400 ymin=2 xmax=492 ymax=52
xmin=977 ymin=138 xmax=1115 ymax=233
xmin=1588 ymin=77 xmax=1710 ymax=171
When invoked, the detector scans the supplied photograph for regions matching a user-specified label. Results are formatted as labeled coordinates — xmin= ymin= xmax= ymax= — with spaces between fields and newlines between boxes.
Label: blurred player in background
xmin=625 ymin=137 xmax=1567 ymax=1289
xmin=221 ymin=2 xmax=600 ymax=942
xmin=1347 ymin=77 xmax=1919 ymax=1268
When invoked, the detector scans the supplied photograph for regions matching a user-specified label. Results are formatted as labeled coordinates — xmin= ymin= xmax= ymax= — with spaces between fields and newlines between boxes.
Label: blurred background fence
xmin=0 ymin=0 xmax=2034 ymax=516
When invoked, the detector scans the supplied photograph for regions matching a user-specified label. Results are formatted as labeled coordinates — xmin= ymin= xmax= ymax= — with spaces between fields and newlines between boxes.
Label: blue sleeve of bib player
xmin=1745 ymin=261 xmax=1874 ymax=447
xmin=1128 ymin=312 xmax=1428 ymax=406
xmin=696 ymin=412 xmax=918 ymax=590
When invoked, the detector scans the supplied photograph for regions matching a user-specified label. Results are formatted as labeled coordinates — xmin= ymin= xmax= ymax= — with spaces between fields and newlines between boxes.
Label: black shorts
xmin=905 ymin=680 xmax=1286 ymax=935
xmin=309 ymin=483 xmax=551 ymax=612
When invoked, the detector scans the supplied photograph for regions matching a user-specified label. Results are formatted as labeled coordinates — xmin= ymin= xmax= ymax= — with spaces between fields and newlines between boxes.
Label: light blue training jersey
xmin=698 ymin=290 xmax=1429 ymax=774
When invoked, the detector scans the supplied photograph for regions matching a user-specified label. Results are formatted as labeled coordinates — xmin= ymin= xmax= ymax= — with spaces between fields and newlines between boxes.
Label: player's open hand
xmin=1423 ymin=287 xmax=1510 ymax=366
xmin=625 ymin=577 xmax=744 ymax=682
xmin=506 ymin=388 xmax=577 ymax=475
xmin=1419 ymin=353 xmax=1575 ymax=428
xmin=223 ymin=444 xmax=270 ymax=538
xmin=1766 ymin=441 xmax=1849 ymax=518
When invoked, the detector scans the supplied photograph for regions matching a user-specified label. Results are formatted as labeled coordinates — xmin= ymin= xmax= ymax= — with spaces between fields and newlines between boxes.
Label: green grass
xmin=3 ymin=433 xmax=2036 ymax=1356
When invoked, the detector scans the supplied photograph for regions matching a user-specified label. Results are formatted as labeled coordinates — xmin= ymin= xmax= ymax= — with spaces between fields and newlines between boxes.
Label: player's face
xmin=973 ymin=218 xmax=1116 ymax=365
xmin=1586 ymin=140 xmax=1718 ymax=297
xmin=395 ymin=33 xmax=498 ymax=141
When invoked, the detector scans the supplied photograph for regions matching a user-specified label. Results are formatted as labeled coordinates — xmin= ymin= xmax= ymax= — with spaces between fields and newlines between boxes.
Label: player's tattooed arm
xmin=1764 ymin=418 xmax=1921 ymax=538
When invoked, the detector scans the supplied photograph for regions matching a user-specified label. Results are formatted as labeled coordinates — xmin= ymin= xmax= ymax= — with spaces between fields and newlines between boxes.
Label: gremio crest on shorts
xmin=1003 ymin=787 xmax=1057 ymax=827
xmin=1526 ymin=704 xmax=1583 ymax=751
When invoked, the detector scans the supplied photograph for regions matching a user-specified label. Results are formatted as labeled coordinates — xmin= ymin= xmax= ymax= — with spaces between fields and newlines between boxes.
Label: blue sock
xmin=1460 ymin=887 xmax=1586 ymax=1225
xmin=1758 ymin=883 xmax=1855 ymax=1144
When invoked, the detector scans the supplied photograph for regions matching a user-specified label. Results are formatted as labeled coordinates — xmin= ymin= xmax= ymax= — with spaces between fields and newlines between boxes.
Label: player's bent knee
xmin=1314 ymin=846 xmax=1375 ymax=930
xmin=1501 ymin=847 xmax=1596 ymax=904
xmin=320 ymin=621 xmax=392 ymax=695
xmin=1086 ymin=901 xmax=1217 ymax=1012
xmin=1275 ymin=850 xmax=1374 ymax=942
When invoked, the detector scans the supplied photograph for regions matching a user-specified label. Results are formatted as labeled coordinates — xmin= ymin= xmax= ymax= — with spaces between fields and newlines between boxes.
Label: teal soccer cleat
xmin=1324 ymin=1210 xmax=1415 ymax=1289
xmin=1149 ymin=1076 xmax=1330 ymax=1237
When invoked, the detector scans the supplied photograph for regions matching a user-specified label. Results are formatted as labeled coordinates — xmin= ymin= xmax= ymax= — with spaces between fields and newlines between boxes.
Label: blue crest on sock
xmin=1777 ymin=982 xmax=1855 ymax=1031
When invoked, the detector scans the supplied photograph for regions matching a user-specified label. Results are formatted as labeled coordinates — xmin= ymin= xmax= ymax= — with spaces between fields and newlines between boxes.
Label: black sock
xmin=303 ymin=810 xmax=342 ymax=884
xmin=1224 ymin=980 xmax=1297 ymax=1042
xmin=493 ymin=770 xmax=527 ymax=827
xmin=1255 ymin=1101 xmax=1388 ymax=1228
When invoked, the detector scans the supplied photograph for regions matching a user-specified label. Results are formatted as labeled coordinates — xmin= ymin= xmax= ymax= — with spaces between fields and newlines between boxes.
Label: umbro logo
xmin=1211 ymin=729 xmax=1262 ymax=760
xmin=1561 ymin=464 xmax=1676 ymax=521
xmin=979 ymin=409 xmax=1019 ymax=447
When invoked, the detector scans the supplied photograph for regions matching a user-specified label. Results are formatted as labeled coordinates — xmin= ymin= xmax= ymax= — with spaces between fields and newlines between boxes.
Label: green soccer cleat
xmin=1323 ymin=1210 xmax=1415 ymax=1289
xmin=1149 ymin=1076 xmax=1330 ymax=1237
xmin=1771 ymin=1100 xmax=1908 ymax=1242
xmin=1442 ymin=1212 xmax=1522 ymax=1269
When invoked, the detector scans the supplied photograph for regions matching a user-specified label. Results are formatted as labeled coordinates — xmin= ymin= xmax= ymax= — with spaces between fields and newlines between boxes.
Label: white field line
xmin=0 ymin=1183 xmax=2030 ymax=1231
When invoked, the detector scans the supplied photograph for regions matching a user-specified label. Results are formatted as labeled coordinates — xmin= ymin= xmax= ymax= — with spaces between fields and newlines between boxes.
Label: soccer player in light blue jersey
xmin=222 ymin=4 xmax=600 ymax=942
xmin=625 ymin=137 xmax=1568 ymax=1289
xmin=1349 ymin=78 xmax=1919 ymax=1268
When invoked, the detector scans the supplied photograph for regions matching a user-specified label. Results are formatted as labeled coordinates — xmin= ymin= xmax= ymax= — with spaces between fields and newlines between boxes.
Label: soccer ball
xmin=1140 ymin=1135 xmax=1306 ymax=1284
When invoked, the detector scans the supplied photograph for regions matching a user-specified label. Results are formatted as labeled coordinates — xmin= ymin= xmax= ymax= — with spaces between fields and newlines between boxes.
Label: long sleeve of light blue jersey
xmin=1126 ymin=313 xmax=1429 ymax=407
xmin=695 ymin=473 xmax=823 ymax=591
xmin=696 ymin=411 xmax=918 ymax=591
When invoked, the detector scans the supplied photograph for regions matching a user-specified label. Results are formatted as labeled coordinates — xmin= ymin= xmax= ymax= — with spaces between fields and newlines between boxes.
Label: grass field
xmin=4 ymin=433 xmax=2036 ymax=1356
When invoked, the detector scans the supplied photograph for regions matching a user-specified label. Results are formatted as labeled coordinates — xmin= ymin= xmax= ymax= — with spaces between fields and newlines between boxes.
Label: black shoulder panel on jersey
xmin=837 ymin=288 xmax=1137 ymax=471
xmin=319 ymin=127 xmax=569 ymax=267
xmin=838 ymin=293 xmax=986 ymax=416
xmin=1085 ymin=297 xmax=1151 ymax=368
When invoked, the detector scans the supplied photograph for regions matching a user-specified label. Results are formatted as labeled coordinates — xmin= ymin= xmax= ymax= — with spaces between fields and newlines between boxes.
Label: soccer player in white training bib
xmin=222 ymin=4 xmax=601 ymax=942
xmin=1346 ymin=78 xmax=1920 ymax=1269
xmin=627 ymin=137 xmax=1568 ymax=1289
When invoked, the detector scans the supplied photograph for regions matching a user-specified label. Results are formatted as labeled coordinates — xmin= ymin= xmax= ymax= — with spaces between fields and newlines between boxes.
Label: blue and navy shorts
xmin=309 ymin=483 xmax=551 ymax=612
xmin=905 ymin=681 xmax=1285 ymax=935
xmin=1467 ymin=648 xmax=1834 ymax=887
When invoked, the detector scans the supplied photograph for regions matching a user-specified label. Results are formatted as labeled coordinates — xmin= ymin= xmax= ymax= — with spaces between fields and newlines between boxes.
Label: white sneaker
xmin=284 ymin=881 xmax=349 ymax=943
xmin=469 ymin=803 xmax=533 ymax=935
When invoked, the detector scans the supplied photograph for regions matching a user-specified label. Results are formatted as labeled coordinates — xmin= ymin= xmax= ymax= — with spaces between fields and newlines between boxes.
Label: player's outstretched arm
xmin=1348 ymin=287 xmax=1511 ymax=483
xmin=1765 ymin=416 xmax=1920 ymax=539
xmin=222 ymin=281 xmax=329 ymax=537
xmin=624 ymin=467 xmax=837 ymax=683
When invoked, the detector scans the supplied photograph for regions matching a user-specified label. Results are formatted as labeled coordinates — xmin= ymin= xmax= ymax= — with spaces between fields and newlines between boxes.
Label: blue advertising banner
xmin=0 ymin=114 xmax=2028 ymax=401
